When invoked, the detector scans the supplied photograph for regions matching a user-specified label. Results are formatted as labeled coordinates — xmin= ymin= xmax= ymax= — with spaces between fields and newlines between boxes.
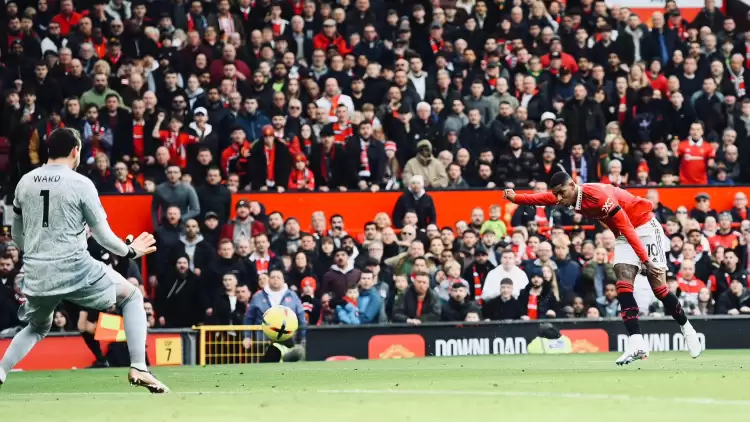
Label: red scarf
xmin=746 ymin=43 xmax=750 ymax=69
xmin=618 ymin=94 xmax=627 ymax=123
xmin=430 ymin=37 xmax=444 ymax=54
xmin=358 ymin=139 xmax=370 ymax=177
xmin=265 ymin=144 xmax=276 ymax=183
xmin=527 ymin=295 xmax=539 ymax=320
xmin=730 ymin=71 xmax=746 ymax=97
xmin=114 ymin=177 xmax=135 ymax=193
xmin=472 ymin=265 xmax=483 ymax=299
xmin=255 ymin=257 xmax=270 ymax=274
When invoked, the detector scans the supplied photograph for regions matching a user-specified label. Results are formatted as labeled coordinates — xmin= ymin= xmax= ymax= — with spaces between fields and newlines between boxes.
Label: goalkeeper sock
xmin=0 ymin=321 xmax=50 ymax=377
xmin=616 ymin=281 xmax=642 ymax=335
xmin=116 ymin=283 xmax=148 ymax=372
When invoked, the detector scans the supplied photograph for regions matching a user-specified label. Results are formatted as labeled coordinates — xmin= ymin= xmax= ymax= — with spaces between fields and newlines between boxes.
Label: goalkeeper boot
xmin=128 ymin=367 xmax=169 ymax=394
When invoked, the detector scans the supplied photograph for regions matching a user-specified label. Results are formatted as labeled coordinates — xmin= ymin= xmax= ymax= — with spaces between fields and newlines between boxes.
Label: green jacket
xmin=80 ymin=88 xmax=125 ymax=111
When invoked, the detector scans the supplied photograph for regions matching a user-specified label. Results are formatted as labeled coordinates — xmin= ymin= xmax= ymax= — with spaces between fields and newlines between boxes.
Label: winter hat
xmin=541 ymin=112 xmax=556 ymax=123
xmin=262 ymin=125 xmax=274 ymax=137
xmin=301 ymin=277 xmax=317 ymax=291
xmin=385 ymin=141 xmax=397 ymax=152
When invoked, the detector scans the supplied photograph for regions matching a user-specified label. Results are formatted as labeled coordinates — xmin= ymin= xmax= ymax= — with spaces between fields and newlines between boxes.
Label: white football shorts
xmin=613 ymin=217 xmax=669 ymax=269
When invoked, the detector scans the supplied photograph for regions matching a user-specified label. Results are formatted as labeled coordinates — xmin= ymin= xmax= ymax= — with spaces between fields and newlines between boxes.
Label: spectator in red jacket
xmin=288 ymin=153 xmax=316 ymax=191
xmin=221 ymin=126 xmax=251 ymax=179
xmin=220 ymin=199 xmax=266 ymax=247
xmin=51 ymin=0 xmax=83 ymax=37
xmin=209 ymin=44 xmax=251 ymax=84
xmin=312 ymin=19 xmax=349 ymax=56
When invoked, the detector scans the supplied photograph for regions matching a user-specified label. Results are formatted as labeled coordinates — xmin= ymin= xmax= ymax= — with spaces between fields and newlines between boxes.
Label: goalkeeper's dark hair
xmin=48 ymin=127 xmax=82 ymax=159
xmin=550 ymin=171 xmax=572 ymax=188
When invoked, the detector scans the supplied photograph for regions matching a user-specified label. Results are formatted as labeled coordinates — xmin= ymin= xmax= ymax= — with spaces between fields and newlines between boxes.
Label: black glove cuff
xmin=125 ymin=247 xmax=137 ymax=259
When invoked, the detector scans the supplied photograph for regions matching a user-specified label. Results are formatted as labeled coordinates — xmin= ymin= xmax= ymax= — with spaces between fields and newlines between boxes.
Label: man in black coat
xmin=309 ymin=126 xmax=347 ymax=191
xmin=561 ymin=84 xmax=606 ymax=144
xmin=392 ymin=175 xmax=437 ymax=229
xmin=441 ymin=282 xmax=482 ymax=322
xmin=459 ymin=108 xmax=493 ymax=158
xmin=489 ymin=101 xmax=522 ymax=154
xmin=392 ymin=272 xmax=441 ymax=323
xmin=483 ymin=278 xmax=524 ymax=320
xmin=170 ymin=219 xmax=216 ymax=278
xmin=156 ymin=255 xmax=204 ymax=328
xmin=247 ymin=126 xmax=292 ymax=191
xmin=344 ymin=120 xmax=385 ymax=191
xmin=196 ymin=167 xmax=231 ymax=224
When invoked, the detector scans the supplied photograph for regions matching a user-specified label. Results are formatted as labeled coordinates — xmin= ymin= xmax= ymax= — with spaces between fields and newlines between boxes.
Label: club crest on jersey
xmin=601 ymin=198 xmax=615 ymax=215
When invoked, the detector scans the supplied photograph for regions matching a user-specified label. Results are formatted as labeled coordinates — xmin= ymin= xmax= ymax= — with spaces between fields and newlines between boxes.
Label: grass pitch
xmin=1 ymin=351 xmax=749 ymax=422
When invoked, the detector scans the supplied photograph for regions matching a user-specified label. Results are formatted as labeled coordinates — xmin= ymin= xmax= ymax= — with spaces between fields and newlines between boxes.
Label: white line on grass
xmin=318 ymin=389 xmax=750 ymax=407
xmin=5 ymin=389 xmax=750 ymax=407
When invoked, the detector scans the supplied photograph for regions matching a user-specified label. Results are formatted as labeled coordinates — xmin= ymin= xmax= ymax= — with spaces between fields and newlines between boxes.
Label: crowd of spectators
xmin=1 ymin=0 xmax=750 ymax=354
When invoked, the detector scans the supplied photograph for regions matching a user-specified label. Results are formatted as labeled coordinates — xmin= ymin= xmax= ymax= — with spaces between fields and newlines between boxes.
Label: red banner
xmin=102 ymin=187 xmax=750 ymax=239
xmin=0 ymin=333 xmax=183 ymax=371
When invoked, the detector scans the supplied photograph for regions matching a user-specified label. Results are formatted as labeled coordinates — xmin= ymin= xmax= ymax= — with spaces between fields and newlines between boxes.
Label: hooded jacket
xmin=357 ymin=287 xmax=383 ymax=324
xmin=321 ymin=262 xmax=361 ymax=299
xmin=402 ymin=140 xmax=449 ymax=188
xmin=169 ymin=234 xmax=216 ymax=274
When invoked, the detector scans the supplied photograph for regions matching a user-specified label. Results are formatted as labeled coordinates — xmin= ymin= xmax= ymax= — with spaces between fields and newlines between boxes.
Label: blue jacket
xmin=244 ymin=288 xmax=307 ymax=341
xmin=237 ymin=111 xmax=270 ymax=141
xmin=336 ymin=302 xmax=361 ymax=325
xmin=357 ymin=287 xmax=382 ymax=324
xmin=555 ymin=259 xmax=582 ymax=293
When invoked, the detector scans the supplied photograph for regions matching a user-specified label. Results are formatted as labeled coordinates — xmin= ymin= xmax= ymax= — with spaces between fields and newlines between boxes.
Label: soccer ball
xmin=261 ymin=305 xmax=298 ymax=342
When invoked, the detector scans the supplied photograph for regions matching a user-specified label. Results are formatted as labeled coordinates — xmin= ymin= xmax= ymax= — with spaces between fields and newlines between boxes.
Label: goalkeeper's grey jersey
xmin=13 ymin=164 xmax=107 ymax=296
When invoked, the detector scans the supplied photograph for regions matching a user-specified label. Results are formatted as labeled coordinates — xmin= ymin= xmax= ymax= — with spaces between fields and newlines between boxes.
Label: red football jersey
xmin=677 ymin=140 xmax=714 ymax=185
xmin=708 ymin=231 xmax=740 ymax=251
xmin=514 ymin=183 xmax=654 ymax=263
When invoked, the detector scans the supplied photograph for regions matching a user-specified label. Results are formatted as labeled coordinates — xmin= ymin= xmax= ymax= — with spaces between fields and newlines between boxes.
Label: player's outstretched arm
xmin=505 ymin=189 xmax=557 ymax=206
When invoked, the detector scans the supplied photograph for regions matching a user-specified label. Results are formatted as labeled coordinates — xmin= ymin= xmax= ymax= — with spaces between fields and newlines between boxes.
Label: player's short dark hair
xmin=550 ymin=171 xmax=572 ymax=188
xmin=47 ymin=128 xmax=82 ymax=159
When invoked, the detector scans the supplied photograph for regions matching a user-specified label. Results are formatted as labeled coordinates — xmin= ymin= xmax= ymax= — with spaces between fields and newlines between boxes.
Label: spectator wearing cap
xmin=345 ymin=119 xmax=385 ymax=191
xmin=690 ymin=192 xmax=718 ymax=224
xmin=288 ymin=153 xmax=316 ymax=191
xmin=402 ymin=139 xmax=448 ymax=189
xmin=313 ymin=19 xmax=349 ymax=57
xmin=248 ymin=124 xmax=292 ymax=192
xmin=220 ymin=199 xmax=265 ymax=248
xmin=393 ymin=175 xmax=437 ymax=230
xmin=322 ymin=248 xmax=362 ymax=299
xmin=309 ymin=125 xmax=347 ymax=191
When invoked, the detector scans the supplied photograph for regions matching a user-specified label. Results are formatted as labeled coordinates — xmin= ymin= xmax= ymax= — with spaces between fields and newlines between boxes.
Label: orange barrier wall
xmin=102 ymin=187 xmax=747 ymax=238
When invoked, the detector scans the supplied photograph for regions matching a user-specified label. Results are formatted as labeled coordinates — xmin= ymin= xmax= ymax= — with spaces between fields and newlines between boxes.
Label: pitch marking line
xmin=3 ymin=389 xmax=750 ymax=407
xmin=318 ymin=389 xmax=750 ymax=407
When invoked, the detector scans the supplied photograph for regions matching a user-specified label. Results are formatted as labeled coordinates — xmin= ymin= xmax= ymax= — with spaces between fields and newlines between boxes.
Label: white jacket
xmin=481 ymin=265 xmax=529 ymax=301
